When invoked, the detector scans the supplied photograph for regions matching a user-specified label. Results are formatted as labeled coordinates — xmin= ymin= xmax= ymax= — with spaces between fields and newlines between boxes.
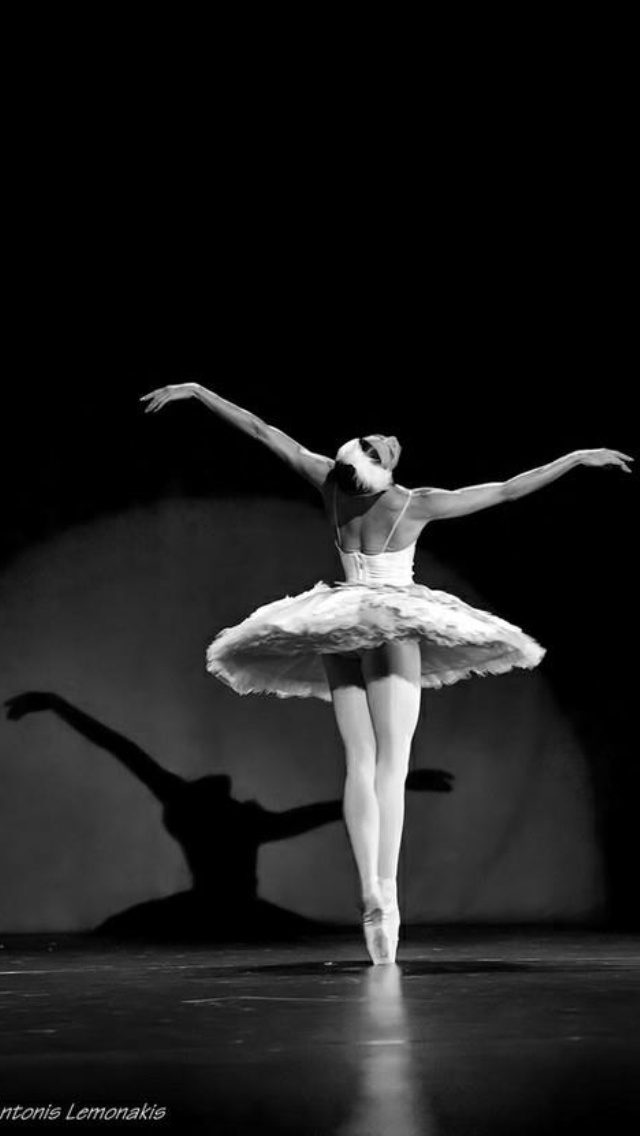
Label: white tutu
xmin=205 ymin=572 xmax=546 ymax=702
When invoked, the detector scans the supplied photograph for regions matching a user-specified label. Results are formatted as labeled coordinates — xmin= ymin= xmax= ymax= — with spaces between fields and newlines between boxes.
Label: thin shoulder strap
xmin=381 ymin=489 xmax=412 ymax=553
xmin=332 ymin=481 xmax=342 ymax=550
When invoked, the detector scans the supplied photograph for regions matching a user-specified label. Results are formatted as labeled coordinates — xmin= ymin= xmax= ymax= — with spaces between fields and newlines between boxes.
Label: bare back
xmin=321 ymin=480 xmax=430 ymax=555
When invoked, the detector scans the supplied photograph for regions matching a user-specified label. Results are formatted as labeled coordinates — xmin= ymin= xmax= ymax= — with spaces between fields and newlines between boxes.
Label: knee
xmin=344 ymin=745 xmax=377 ymax=781
xmin=375 ymin=742 xmax=412 ymax=777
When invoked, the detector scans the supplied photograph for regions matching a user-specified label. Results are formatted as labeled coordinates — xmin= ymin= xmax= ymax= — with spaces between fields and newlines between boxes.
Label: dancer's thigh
xmin=323 ymin=653 xmax=377 ymax=759
xmin=360 ymin=642 xmax=421 ymax=750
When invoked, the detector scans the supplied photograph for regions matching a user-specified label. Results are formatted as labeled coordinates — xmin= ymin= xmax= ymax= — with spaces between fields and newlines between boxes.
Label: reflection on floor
xmin=0 ymin=928 xmax=639 ymax=1134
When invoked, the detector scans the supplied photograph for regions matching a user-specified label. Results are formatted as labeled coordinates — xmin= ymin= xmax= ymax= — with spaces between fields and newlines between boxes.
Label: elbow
xmin=501 ymin=480 xmax=519 ymax=501
xmin=249 ymin=415 xmax=269 ymax=442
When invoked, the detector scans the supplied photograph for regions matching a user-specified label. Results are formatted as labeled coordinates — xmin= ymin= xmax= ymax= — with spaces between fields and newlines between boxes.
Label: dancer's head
xmin=334 ymin=435 xmax=401 ymax=494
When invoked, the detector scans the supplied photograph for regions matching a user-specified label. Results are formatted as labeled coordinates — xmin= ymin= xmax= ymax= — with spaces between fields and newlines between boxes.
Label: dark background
xmin=1 ymin=36 xmax=637 ymax=927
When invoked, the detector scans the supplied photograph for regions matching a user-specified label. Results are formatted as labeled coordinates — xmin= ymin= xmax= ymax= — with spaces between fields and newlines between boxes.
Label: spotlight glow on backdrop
xmin=0 ymin=498 xmax=602 ymax=931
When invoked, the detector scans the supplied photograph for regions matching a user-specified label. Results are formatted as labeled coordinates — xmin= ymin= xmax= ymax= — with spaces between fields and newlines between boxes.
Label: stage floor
xmin=0 ymin=928 xmax=639 ymax=1134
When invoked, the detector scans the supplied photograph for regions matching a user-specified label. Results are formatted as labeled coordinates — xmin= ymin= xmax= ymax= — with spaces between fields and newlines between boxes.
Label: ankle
xmin=360 ymin=880 xmax=382 ymax=913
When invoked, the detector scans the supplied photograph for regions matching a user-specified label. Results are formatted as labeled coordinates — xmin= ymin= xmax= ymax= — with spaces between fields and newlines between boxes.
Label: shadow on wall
xmin=4 ymin=692 xmax=454 ymax=941
xmin=0 ymin=498 xmax=604 ymax=933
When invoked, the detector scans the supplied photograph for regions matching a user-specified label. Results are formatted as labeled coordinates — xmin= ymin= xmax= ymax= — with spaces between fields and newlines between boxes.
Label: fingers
xmin=603 ymin=460 xmax=631 ymax=473
xmin=139 ymin=390 xmax=166 ymax=402
xmin=139 ymin=389 xmax=168 ymax=413
xmin=593 ymin=449 xmax=634 ymax=473
xmin=608 ymin=451 xmax=633 ymax=472
xmin=139 ymin=385 xmax=196 ymax=413
xmin=144 ymin=401 xmax=163 ymax=414
xmin=606 ymin=449 xmax=632 ymax=458
xmin=4 ymin=698 xmax=22 ymax=720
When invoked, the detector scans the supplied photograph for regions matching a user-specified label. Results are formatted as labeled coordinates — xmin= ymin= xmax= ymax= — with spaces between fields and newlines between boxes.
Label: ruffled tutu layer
xmin=205 ymin=581 xmax=546 ymax=701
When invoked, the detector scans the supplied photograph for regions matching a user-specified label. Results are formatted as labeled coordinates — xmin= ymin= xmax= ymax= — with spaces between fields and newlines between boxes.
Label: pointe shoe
xmin=360 ymin=897 xmax=392 ymax=966
xmin=379 ymin=879 xmax=400 ymax=964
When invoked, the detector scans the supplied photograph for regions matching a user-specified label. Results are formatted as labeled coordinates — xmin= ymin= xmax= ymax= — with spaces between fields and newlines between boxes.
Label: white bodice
xmin=337 ymin=542 xmax=416 ymax=586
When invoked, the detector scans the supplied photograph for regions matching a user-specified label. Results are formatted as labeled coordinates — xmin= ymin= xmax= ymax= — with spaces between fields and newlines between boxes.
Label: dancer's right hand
xmin=574 ymin=448 xmax=634 ymax=473
xmin=139 ymin=383 xmax=200 ymax=413
xmin=5 ymin=692 xmax=59 ymax=719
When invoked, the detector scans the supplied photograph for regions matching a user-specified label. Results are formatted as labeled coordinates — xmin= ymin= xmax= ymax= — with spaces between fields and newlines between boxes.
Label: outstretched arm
xmin=410 ymin=448 xmax=633 ymax=521
xmin=260 ymin=800 xmax=342 ymax=842
xmin=5 ymin=692 xmax=182 ymax=803
xmin=140 ymin=383 xmax=334 ymax=490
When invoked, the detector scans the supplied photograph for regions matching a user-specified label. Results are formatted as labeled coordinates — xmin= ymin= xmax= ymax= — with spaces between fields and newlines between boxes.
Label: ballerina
xmin=141 ymin=381 xmax=632 ymax=964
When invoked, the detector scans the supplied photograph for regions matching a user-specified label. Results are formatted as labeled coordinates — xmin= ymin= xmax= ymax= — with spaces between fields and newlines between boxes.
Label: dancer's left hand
xmin=140 ymin=384 xmax=200 ymax=413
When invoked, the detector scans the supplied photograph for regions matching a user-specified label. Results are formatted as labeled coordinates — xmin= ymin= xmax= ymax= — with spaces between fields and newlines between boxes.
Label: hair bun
xmin=335 ymin=438 xmax=395 ymax=493
xmin=362 ymin=434 xmax=401 ymax=471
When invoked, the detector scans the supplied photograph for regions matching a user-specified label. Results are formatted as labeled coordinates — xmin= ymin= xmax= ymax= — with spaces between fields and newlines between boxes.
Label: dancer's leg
xmin=324 ymin=652 xmax=391 ymax=964
xmin=361 ymin=642 xmax=421 ymax=961
xmin=323 ymin=653 xmax=379 ymax=899
xmin=361 ymin=641 xmax=421 ymax=881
